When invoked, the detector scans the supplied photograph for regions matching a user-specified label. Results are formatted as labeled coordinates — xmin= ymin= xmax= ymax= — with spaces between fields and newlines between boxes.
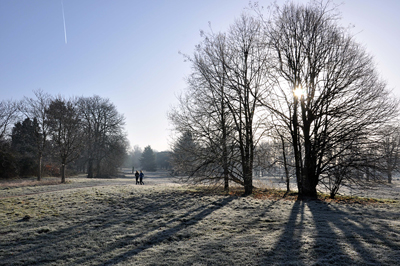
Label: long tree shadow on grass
xmin=1 ymin=189 xmax=236 ymax=265
xmin=307 ymin=201 xmax=400 ymax=265
xmin=177 ymin=196 xmax=288 ymax=265
xmin=3 ymin=189 xmax=399 ymax=265
xmin=97 ymin=196 xmax=236 ymax=266
xmin=73 ymin=193 xmax=236 ymax=265
xmin=2 ymin=192 xmax=186 ymax=260
xmin=261 ymin=199 xmax=400 ymax=265
xmin=260 ymin=200 xmax=308 ymax=265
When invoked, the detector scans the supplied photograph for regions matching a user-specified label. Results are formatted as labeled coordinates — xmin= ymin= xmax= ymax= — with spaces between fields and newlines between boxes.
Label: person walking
xmin=135 ymin=171 xmax=139 ymax=185
xmin=139 ymin=170 xmax=144 ymax=185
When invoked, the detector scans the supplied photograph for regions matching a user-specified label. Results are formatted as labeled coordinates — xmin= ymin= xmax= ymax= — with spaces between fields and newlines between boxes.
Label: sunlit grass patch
xmin=183 ymin=185 xmax=399 ymax=205
xmin=0 ymin=177 xmax=70 ymax=189
xmin=317 ymin=193 xmax=398 ymax=205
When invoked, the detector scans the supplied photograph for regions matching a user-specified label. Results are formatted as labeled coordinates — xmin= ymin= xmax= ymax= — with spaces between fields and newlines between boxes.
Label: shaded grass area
xmin=1 ymin=182 xmax=400 ymax=265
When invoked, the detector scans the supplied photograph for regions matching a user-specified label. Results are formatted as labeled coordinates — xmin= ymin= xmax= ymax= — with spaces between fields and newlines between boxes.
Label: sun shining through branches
xmin=293 ymin=85 xmax=306 ymax=99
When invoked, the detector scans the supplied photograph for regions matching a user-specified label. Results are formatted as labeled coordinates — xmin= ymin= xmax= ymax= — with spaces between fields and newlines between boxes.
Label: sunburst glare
xmin=293 ymin=86 xmax=306 ymax=98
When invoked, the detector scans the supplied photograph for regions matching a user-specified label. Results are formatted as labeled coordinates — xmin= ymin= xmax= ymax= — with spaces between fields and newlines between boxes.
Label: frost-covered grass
xmin=1 ymin=174 xmax=400 ymax=265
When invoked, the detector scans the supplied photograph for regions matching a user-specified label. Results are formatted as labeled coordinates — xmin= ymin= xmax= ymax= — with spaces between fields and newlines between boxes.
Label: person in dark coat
xmin=135 ymin=171 xmax=139 ymax=185
xmin=139 ymin=170 xmax=144 ymax=185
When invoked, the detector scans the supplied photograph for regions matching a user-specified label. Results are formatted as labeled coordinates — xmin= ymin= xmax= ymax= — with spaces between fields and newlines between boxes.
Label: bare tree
xmin=21 ymin=89 xmax=52 ymax=181
xmin=78 ymin=96 xmax=126 ymax=178
xmin=170 ymin=14 xmax=271 ymax=194
xmin=268 ymin=125 xmax=296 ymax=192
xmin=170 ymin=32 xmax=237 ymax=190
xmin=131 ymin=145 xmax=143 ymax=170
xmin=262 ymin=1 xmax=398 ymax=198
xmin=220 ymin=14 xmax=271 ymax=195
xmin=99 ymin=134 xmax=128 ymax=177
xmin=46 ymin=97 xmax=83 ymax=183
xmin=376 ymin=124 xmax=400 ymax=183
xmin=0 ymin=99 xmax=20 ymax=141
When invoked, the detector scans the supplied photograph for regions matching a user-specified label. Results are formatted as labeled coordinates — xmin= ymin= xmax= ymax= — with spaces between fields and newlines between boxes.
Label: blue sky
xmin=1 ymin=0 xmax=399 ymax=151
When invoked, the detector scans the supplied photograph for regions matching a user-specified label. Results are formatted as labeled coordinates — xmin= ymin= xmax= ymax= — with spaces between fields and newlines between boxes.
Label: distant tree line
xmin=123 ymin=145 xmax=172 ymax=172
xmin=169 ymin=0 xmax=400 ymax=198
xmin=0 ymin=90 xmax=128 ymax=182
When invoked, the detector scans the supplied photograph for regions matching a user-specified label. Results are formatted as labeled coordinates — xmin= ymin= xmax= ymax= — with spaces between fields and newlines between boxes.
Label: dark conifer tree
xmin=11 ymin=118 xmax=40 ymax=176
xmin=140 ymin=145 xmax=157 ymax=172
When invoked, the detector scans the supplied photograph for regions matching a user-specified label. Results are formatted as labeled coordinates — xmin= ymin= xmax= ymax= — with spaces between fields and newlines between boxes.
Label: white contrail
xmin=61 ymin=0 xmax=67 ymax=44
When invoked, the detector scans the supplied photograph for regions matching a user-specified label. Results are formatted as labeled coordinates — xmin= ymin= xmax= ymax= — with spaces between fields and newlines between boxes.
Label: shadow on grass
xmin=0 ymin=189 xmax=236 ymax=265
xmin=2 ymin=188 xmax=400 ymax=265
xmin=308 ymin=201 xmax=400 ymax=265
xmin=98 ymin=196 xmax=236 ymax=266
xmin=260 ymin=199 xmax=400 ymax=265
xmin=260 ymin=200 xmax=307 ymax=265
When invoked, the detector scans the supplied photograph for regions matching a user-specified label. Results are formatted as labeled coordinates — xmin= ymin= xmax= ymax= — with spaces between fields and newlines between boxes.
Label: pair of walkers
xmin=135 ymin=170 xmax=144 ymax=185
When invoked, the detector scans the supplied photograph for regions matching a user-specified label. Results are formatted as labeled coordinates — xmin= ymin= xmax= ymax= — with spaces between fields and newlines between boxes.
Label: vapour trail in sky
xmin=0 ymin=0 xmax=399 ymax=151
xmin=61 ymin=0 xmax=67 ymax=44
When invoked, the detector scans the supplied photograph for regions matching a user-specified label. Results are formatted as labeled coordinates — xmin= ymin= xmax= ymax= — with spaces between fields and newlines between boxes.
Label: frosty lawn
xmin=0 ymin=175 xmax=399 ymax=265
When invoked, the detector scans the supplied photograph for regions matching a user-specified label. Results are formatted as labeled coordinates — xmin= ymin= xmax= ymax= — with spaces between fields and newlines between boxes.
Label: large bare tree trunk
xmin=280 ymin=135 xmax=290 ymax=192
xmin=243 ymin=165 xmax=253 ymax=196
xmin=388 ymin=170 xmax=392 ymax=184
xmin=61 ymin=163 xmax=66 ymax=183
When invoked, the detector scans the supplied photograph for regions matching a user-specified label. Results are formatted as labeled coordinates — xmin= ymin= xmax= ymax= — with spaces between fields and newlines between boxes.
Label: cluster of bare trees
xmin=170 ymin=14 xmax=270 ymax=195
xmin=0 ymin=90 xmax=128 ymax=182
xmin=169 ymin=1 xmax=399 ymax=198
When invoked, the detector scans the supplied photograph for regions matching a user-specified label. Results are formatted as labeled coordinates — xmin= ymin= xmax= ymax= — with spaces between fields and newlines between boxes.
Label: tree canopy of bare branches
xmin=78 ymin=95 xmax=127 ymax=178
xmin=0 ymin=99 xmax=20 ymax=141
xmin=262 ymin=1 xmax=398 ymax=198
xmin=21 ymin=89 xmax=52 ymax=180
xmin=171 ymin=0 xmax=399 ymax=198
xmin=46 ymin=97 xmax=83 ymax=183
xmin=170 ymin=14 xmax=271 ymax=195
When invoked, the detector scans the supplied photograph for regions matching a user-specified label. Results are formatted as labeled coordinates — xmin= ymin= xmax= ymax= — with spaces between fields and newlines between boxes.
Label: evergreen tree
xmin=170 ymin=131 xmax=198 ymax=175
xmin=140 ymin=145 xmax=157 ymax=172
xmin=0 ymin=141 xmax=17 ymax=178
xmin=11 ymin=118 xmax=39 ymax=176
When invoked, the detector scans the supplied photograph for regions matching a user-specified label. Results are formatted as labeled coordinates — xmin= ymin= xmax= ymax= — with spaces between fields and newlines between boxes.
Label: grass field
xmin=1 ymin=173 xmax=399 ymax=265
